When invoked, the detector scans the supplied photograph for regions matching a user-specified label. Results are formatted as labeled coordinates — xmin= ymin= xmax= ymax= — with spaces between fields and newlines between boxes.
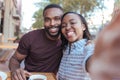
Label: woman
xmin=58 ymin=12 xmax=94 ymax=80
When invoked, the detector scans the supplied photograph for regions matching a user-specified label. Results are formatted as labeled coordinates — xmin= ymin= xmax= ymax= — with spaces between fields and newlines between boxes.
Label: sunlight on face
xmin=43 ymin=8 xmax=63 ymax=38
xmin=61 ymin=13 xmax=85 ymax=42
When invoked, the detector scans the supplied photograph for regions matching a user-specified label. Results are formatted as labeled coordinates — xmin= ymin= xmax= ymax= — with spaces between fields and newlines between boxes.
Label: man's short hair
xmin=43 ymin=4 xmax=63 ymax=16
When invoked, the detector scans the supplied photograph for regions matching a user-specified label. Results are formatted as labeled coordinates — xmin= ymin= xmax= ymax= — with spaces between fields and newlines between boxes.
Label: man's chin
xmin=44 ymin=27 xmax=61 ymax=38
xmin=49 ymin=33 xmax=60 ymax=38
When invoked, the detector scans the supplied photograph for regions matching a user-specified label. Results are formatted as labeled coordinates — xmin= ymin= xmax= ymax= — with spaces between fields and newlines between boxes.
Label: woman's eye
xmin=61 ymin=23 xmax=67 ymax=28
xmin=61 ymin=25 xmax=66 ymax=28
xmin=71 ymin=22 xmax=76 ymax=24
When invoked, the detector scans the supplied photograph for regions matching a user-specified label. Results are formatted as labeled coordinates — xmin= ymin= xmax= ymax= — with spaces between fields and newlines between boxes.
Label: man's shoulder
xmin=21 ymin=29 xmax=44 ymax=40
xmin=20 ymin=29 xmax=45 ymax=43
xmin=24 ymin=29 xmax=44 ymax=36
xmin=29 ymin=29 xmax=44 ymax=34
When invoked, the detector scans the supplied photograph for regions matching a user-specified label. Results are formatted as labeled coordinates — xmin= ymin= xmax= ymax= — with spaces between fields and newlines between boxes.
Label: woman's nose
xmin=66 ymin=23 xmax=71 ymax=30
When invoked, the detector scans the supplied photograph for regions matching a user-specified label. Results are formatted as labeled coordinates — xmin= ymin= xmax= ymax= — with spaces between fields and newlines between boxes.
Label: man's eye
xmin=54 ymin=17 xmax=60 ymax=21
xmin=44 ymin=18 xmax=50 ymax=22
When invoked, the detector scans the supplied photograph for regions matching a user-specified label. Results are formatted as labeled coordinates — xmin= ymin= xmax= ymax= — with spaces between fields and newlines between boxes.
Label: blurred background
xmin=0 ymin=0 xmax=120 ymax=72
xmin=0 ymin=0 xmax=119 ymax=43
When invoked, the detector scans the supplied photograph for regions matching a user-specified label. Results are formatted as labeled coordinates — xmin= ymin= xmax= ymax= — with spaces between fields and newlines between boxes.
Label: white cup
xmin=29 ymin=74 xmax=47 ymax=80
xmin=0 ymin=71 xmax=7 ymax=80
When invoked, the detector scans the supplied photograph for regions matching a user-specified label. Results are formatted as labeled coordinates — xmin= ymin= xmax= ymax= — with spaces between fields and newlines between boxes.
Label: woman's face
xmin=61 ymin=13 xmax=86 ymax=43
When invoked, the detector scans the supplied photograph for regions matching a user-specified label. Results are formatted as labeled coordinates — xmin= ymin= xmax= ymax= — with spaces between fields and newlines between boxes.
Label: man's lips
xmin=49 ymin=28 xmax=58 ymax=33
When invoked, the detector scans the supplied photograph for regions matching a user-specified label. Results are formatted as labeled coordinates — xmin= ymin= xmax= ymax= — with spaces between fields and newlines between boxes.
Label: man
xmin=86 ymin=7 xmax=120 ymax=80
xmin=9 ymin=4 xmax=63 ymax=80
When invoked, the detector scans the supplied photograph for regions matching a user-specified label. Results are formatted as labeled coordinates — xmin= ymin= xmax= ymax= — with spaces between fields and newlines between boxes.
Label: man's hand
xmin=11 ymin=68 xmax=32 ymax=80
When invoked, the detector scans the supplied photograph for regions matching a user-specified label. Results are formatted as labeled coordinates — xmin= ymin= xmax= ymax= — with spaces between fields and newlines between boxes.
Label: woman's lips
xmin=66 ymin=31 xmax=74 ymax=38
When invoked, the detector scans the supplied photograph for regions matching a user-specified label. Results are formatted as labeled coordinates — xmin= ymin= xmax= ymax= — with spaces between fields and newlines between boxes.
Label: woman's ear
xmin=82 ymin=24 xmax=86 ymax=31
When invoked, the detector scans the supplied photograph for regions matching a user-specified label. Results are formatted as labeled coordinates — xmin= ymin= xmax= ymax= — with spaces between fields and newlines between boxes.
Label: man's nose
xmin=50 ymin=20 xmax=55 ymax=26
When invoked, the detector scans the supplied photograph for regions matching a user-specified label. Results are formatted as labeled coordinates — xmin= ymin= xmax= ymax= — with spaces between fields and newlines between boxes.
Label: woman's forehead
xmin=62 ymin=13 xmax=80 ymax=21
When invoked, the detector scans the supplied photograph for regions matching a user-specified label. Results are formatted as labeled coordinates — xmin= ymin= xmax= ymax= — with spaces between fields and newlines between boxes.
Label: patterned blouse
xmin=58 ymin=39 xmax=94 ymax=80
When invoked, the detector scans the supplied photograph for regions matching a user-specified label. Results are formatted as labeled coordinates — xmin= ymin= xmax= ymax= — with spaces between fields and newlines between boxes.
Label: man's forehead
xmin=44 ymin=8 xmax=63 ymax=17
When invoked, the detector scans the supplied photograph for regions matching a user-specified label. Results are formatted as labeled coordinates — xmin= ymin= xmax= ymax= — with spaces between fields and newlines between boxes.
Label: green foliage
xmin=32 ymin=9 xmax=43 ymax=29
xmin=32 ymin=0 xmax=102 ymax=29
xmin=115 ymin=0 xmax=120 ymax=2
xmin=32 ymin=1 xmax=49 ymax=29
xmin=114 ymin=0 xmax=120 ymax=5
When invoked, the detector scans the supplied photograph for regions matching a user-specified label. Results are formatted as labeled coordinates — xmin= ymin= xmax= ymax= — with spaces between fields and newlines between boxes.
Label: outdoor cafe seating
xmin=0 ymin=42 xmax=56 ymax=80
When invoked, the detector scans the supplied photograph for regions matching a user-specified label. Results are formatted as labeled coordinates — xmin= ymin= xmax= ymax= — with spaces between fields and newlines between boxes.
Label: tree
xmin=114 ymin=0 xmax=120 ymax=8
xmin=114 ymin=0 xmax=120 ymax=3
xmin=32 ymin=0 xmax=103 ymax=29
xmin=32 ymin=1 xmax=49 ymax=29
xmin=32 ymin=9 xmax=44 ymax=29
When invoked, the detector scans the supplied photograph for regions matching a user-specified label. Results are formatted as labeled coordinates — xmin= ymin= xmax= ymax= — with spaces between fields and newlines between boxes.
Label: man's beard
xmin=44 ymin=25 xmax=61 ymax=38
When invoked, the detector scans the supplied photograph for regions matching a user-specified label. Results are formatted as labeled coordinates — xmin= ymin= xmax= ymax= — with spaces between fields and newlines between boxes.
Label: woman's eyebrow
xmin=69 ymin=19 xmax=75 ymax=22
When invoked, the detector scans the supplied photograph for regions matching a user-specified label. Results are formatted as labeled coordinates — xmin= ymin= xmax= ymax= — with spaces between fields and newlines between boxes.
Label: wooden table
xmin=6 ymin=72 xmax=56 ymax=80
xmin=0 ymin=43 xmax=18 ymax=49
xmin=8 ymin=38 xmax=16 ymax=43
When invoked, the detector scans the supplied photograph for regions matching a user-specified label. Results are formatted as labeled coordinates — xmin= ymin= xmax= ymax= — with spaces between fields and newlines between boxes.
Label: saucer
xmin=0 ymin=71 xmax=7 ymax=80
xmin=29 ymin=74 xmax=47 ymax=80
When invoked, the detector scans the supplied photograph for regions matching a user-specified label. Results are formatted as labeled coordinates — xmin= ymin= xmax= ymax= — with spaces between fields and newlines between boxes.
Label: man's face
xmin=43 ymin=8 xmax=63 ymax=38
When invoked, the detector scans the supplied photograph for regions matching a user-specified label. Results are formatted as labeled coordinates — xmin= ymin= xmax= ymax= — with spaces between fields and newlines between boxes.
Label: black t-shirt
xmin=17 ymin=29 xmax=62 ymax=73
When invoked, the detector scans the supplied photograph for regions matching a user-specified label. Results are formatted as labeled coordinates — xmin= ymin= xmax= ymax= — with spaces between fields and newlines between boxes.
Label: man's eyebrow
xmin=44 ymin=17 xmax=50 ymax=19
xmin=44 ymin=16 xmax=61 ymax=19
xmin=54 ymin=16 xmax=62 ymax=18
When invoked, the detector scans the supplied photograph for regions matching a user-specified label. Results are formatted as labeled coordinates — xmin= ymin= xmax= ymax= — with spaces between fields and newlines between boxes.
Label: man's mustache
xmin=45 ymin=25 xmax=60 ymax=30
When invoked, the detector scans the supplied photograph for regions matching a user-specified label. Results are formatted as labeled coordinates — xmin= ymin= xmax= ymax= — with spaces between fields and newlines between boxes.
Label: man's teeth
xmin=50 ymin=28 xmax=58 ymax=32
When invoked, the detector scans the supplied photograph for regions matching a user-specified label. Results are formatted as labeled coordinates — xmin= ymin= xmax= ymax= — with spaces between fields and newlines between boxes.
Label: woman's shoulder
xmin=85 ymin=40 xmax=95 ymax=50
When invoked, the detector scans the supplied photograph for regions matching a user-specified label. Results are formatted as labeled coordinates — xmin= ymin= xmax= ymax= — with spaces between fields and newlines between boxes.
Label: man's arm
xmin=9 ymin=51 xmax=26 ymax=72
xmin=9 ymin=51 xmax=31 ymax=80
